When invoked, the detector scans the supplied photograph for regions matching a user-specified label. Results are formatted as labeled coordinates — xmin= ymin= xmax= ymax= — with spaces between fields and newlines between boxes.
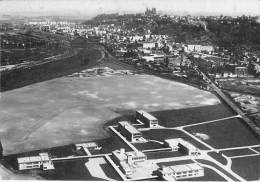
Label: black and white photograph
xmin=0 ymin=0 xmax=260 ymax=181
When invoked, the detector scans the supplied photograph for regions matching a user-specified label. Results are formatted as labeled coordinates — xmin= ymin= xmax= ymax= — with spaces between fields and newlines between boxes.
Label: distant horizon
xmin=0 ymin=0 xmax=259 ymax=19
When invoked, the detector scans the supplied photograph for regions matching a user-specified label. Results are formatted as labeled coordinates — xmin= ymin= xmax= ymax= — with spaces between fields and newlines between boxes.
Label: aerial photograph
xmin=0 ymin=0 xmax=260 ymax=181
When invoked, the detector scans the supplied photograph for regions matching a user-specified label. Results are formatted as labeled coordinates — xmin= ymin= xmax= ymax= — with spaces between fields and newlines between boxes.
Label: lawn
xmin=133 ymin=141 xmax=165 ymax=151
xmin=40 ymin=158 xmax=105 ymax=180
xmin=39 ymin=157 xmax=122 ymax=180
xmin=195 ymin=159 xmax=238 ymax=181
xmin=151 ymin=103 xmax=235 ymax=128
xmin=231 ymin=155 xmax=260 ymax=181
xmin=146 ymin=151 xmax=184 ymax=160
xmin=221 ymin=148 xmax=255 ymax=157
xmin=157 ymin=160 xmax=193 ymax=167
xmin=208 ymin=152 xmax=227 ymax=165
xmin=185 ymin=118 xmax=260 ymax=149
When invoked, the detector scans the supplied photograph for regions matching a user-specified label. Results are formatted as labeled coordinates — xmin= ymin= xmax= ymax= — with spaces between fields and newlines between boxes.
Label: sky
xmin=0 ymin=0 xmax=259 ymax=18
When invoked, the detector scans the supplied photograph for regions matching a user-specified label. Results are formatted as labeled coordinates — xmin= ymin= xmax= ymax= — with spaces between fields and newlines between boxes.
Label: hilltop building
xmin=145 ymin=8 xmax=157 ymax=16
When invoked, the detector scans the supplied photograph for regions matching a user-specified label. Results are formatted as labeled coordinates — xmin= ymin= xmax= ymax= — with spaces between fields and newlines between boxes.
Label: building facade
xmin=235 ymin=66 xmax=248 ymax=77
xmin=112 ymin=149 xmax=147 ymax=176
xmin=136 ymin=110 xmax=159 ymax=128
xmin=158 ymin=163 xmax=204 ymax=180
xmin=118 ymin=121 xmax=143 ymax=142
xmin=17 ymin=153 xmax=54 ymax=171
xmin=164 ymin=138 xmax=201 ymax=156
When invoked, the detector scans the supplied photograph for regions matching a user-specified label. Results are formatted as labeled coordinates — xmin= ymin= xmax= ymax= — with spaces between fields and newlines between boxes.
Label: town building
xmin=158 ymin=163 xmax=204 ymax=180
xmin=142 ymin=42 xmax=156 ymax=49
xmin=112 ymin=148 xmax=147 ymax=176
xmin=184 ymin=44 xmax=214 ymax=53
xmin=235 ymin=66 xmax=248 ymax=77
xmin=118 ymin=121 xmax=143 ymax=142
xmin=136 ymin=110 xmax=159 ymax=128
xmin=17 ymin=153 xmax=54 ymax=171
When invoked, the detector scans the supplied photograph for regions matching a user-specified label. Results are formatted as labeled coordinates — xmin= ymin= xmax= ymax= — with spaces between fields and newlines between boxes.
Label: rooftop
xmin=136 ymin=110 xmax=158 ymax=121
xmin=112 ymin=149 xmax=146 ymax=161
xmin=17 ymin=153 xmax=50 ymax=164
xmin=118 ymin=121 xmax=141 ymax=135
xmin=162 ymin=163 xmax=203 ymax=173
xmin=75 ymin=142 xmax=98 ymax=148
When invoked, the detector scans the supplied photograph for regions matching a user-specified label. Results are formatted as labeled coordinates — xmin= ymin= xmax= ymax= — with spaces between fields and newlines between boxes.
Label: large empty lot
xmin=0 ymin=73 xmax=221 ymax=154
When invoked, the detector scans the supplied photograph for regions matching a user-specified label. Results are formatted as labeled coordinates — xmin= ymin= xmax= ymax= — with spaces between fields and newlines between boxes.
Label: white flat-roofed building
xmin=185 ymin=44 xmax=214 ymax=53
xmin=164 ymin=138 xmax=181 ymax=151
xmin=112 ymin=148 xmax=147 ymax=176
xmin=178 ymin=140 xmax=201 ymax=156
xmin=158 ymin=163 xmax=204 ymax=180
xmin=136 ymin=110 xmax=159 ymax=128
xmin=75 ymin=142 xmax=101 ymax=150
xmin=142 ymin=42 xmax=156 ymax=49
xmin=235 ymin=66 xmax=248 ymax=77
xmin=164 ymin=138 xmax=201 ymax=156
xmin=112 ymin=149 xmax=147 ymax=165
xmin=75 ymin=142 xmax=101 ymax=156
xmin=118 ymin=121 xmax=143 ymax=142
xmin=17 ymin=153 xmax=54 ymax=171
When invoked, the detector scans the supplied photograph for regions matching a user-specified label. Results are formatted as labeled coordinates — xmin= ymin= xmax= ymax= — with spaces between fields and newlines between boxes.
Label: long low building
xmin=118 ymin=121 xmax=143 ymax=142
xmin=136 ymin=110 xmax=159 ymax=128
xmin=158 ymin=163 xmax=204 ymax=181
xmin=17 ymin=153 xmax=54 ymax=171
xmin=164 ymin=138 xmax=201 ymax=156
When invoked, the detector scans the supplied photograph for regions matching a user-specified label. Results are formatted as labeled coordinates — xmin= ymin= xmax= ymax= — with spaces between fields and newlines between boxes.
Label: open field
xmin=0 ymin=73 xmax=220 ymax=155
xmin=231 ymin=155 xmax=260 ymax=181
xmin=185 ymin=118 xmax=260 ymax=149
xmin=0 ymin=47 xmax=101 ymax=91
